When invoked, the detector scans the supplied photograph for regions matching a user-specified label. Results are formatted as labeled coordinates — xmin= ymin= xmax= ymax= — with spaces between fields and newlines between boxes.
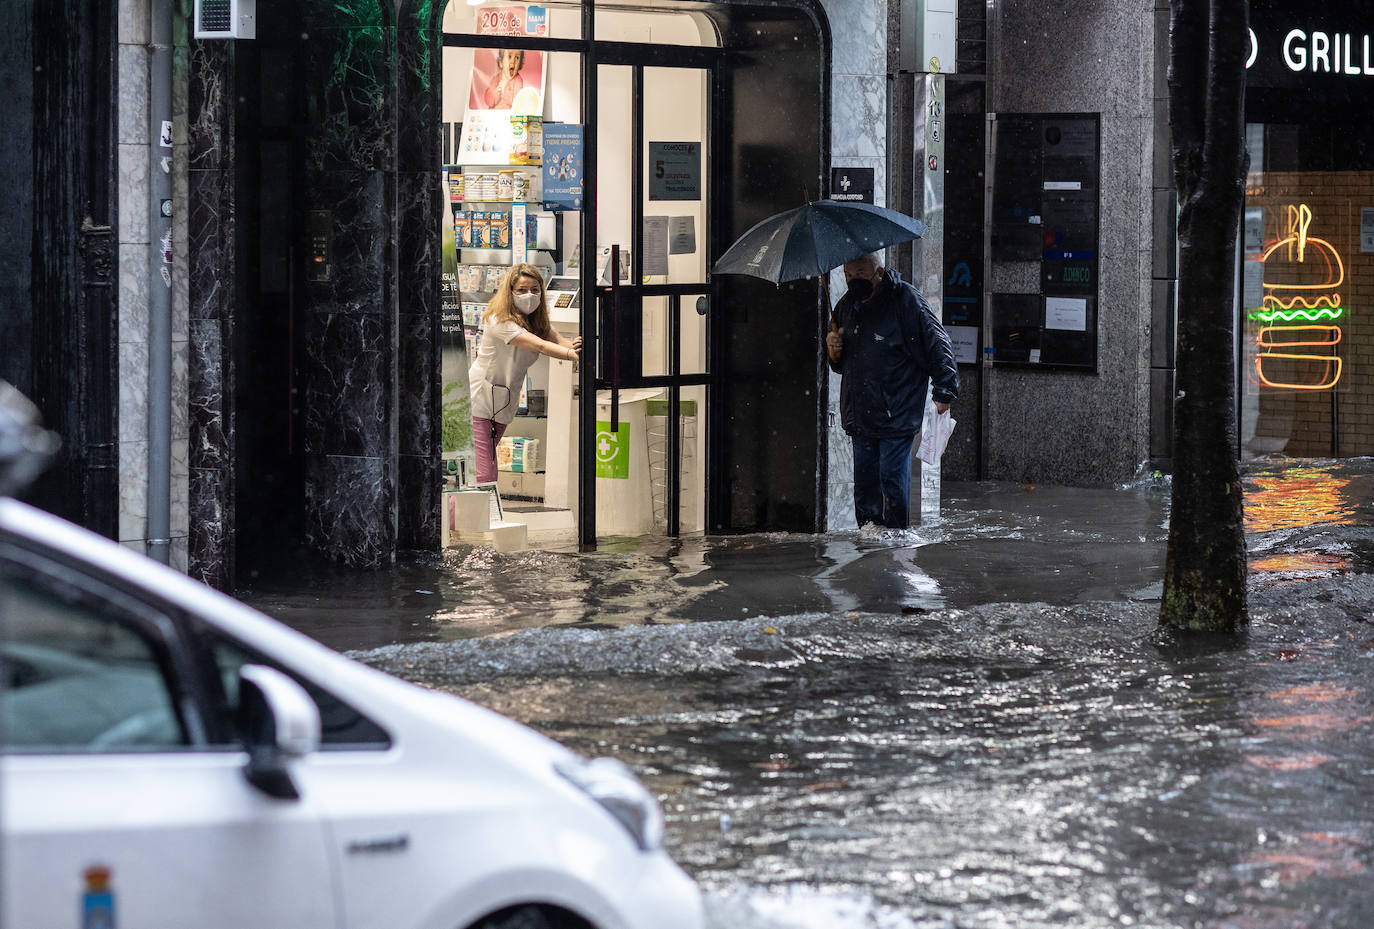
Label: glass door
xmin=592 ymin=61 xmax=712 ymax=538
xmin=441 ymin=4 xmax=589 ymax=549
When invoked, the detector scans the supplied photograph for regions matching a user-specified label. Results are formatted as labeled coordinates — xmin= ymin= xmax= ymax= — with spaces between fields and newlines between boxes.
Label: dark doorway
xmin=0 ymin=0 xmax=118 ymax=536
xmin=231 ymin=3 xmax=308 ymax=575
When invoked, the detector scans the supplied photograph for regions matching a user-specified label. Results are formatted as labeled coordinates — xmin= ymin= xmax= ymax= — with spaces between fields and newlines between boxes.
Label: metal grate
xmin=197 ymin=0 xmax=231 ymax=32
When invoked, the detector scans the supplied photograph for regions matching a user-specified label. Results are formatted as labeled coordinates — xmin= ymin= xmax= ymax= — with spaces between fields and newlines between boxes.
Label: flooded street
xmin=242 ymin=460 xmax=1374 ymax=928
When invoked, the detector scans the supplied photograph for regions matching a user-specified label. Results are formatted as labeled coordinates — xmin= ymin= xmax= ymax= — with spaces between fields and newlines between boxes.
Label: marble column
xmin=187 ymin=40 xmax=236 ymax=590
xmin=297 ymin=1 xmax=397 ymax=565
xmin=396 ymin=0 xmax=445 ymax=552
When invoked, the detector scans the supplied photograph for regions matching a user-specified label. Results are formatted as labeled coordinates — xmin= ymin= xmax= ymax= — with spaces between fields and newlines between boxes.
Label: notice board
xmin=989 ymin=113 xmax=1100 ymax=371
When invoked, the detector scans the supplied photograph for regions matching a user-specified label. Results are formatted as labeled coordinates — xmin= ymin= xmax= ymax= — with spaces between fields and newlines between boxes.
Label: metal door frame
xmin=441 ymin=23 xmax=723 ymax=547
xmin=592 ymin=56 xmax=716 ymax=542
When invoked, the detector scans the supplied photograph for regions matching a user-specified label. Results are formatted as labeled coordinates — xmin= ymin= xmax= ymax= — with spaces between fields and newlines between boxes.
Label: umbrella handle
xmin=822 ymin=273 xmax=841 ymax=362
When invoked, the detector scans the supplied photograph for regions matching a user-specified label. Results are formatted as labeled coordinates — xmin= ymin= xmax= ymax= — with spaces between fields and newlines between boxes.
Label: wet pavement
xmin=240 ymin=475 xmax=1176 ymax=650
xmin=240 ymin=459 xmax=1374 ymax=928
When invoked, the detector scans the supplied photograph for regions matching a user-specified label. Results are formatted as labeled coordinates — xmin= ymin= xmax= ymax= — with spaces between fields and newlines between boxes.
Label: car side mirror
xmin=236 ymin=664 xmax=321 ymax=800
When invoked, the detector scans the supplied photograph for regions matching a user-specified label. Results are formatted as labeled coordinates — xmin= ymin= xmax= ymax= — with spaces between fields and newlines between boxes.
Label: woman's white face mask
xmin=512 ymin=291 xmax=541 ymax=315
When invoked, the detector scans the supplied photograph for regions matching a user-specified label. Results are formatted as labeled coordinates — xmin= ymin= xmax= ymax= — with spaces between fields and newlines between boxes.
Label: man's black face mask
xmin=845 ymin=276 xmax=874 ymax=302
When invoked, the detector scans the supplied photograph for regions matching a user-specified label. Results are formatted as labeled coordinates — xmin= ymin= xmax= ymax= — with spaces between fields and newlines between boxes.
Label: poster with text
xmin=542 ymin=124 xmax=583 ymax=210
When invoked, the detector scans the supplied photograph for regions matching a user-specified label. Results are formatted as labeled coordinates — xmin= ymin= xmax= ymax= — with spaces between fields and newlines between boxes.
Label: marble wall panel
xmin=172 ymin=340 xmax=189 ymax=441
xmin=172 ymin=436 xmax=189 ymax=537
xmin=118 ymin=45 xmax=149 ymax=147
xmin=300 ymin=7 xmax=393 ymax=173
xmin=300 ymin=312 xmax=391 ymax=459
xmin=118 ymin=340 xmax=149 ymax=445
xmin=398 ymin=454 xmax=440 ymax=551
xmin=189 ymin=464 xmax=229 ymax=587
xmin=170 ymin=537 xmax=189 ymax=574
xmin=398 ymin=172 xmax=441 ymax=315
xmin=188 ymin=43 xmax=231 ymax=170
xmin=189 ymin=318 xmax=228 ymax=470
xmin=831 ymin=73 xmax=887 ymax=160
xmin=398 ymin=312 xmax=437 ymax=458
xmin=119 ymin=243 xmax=150 ymax=345
xmin=304 ymin=171 xmax=390 ymax=314
xmin=824 ymin=0 xmax=886 ymax=79
xmin=188 ymin=169 xmax=233 ymax=321
xmin=395 ymin=7 xmax=442 ymax=173
xmin=118 ymin=0 xmax=149 ymax=45
xmin=119 ymin=143 xmax=150 ymax=246
xmin=303 ymin=454 xmax=394 ymax=566
xmin=119 ymin=439 xmax=147 ymax=542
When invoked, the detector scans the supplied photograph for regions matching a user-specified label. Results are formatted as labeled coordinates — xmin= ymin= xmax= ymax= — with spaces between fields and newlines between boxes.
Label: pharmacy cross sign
xmin=596 ymin=433 xmax=616 ymax=461
xmin=829 ymin=167 xmax=874 ymax=204
xmin=594 ymin=422 xmax=630 ymax=479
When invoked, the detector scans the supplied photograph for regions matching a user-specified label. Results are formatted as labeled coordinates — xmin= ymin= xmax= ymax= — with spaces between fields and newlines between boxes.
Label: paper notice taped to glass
xmin=916 ymin=409 xmax=956 ymax=466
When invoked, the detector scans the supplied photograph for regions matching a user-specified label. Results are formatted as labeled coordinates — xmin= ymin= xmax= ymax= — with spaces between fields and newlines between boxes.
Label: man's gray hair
xmin=860 ymin=250 xmax=883 ymax=267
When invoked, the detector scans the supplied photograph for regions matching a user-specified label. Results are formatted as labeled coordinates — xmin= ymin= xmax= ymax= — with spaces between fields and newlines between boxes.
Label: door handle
xmin=609 ymin=243 xmax=620 ymax=431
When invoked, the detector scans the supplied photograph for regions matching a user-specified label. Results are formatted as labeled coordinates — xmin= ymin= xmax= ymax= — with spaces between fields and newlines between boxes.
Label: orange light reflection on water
xmin=1245 ymin=467 xmax=1356 ymax=534
xmin=1248 ymin=552 xmax=1350 ymax=575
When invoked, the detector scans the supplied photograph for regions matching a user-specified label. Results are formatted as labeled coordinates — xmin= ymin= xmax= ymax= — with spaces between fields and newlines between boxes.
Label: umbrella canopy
xmin=711 ymin=200 xmax=927 ymax=284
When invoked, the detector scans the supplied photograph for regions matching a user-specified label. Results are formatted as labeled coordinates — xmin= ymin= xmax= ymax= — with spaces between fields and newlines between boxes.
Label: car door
xmin=0 ymin=547 xmax=339 ymax=929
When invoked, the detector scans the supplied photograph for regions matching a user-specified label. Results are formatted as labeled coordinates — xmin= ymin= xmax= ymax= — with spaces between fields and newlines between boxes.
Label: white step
xmin=449 ymin=519 xmax=528 ymax=552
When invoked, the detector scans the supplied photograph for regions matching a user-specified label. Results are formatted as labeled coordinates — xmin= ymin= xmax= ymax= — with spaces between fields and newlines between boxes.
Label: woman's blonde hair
xmin=484 ymin=264 xmax=553 ymax=340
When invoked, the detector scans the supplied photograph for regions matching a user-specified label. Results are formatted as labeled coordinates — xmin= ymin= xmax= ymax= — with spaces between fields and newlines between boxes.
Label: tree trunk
xmin=1159 ymin=0 xmax=1249 ymax=632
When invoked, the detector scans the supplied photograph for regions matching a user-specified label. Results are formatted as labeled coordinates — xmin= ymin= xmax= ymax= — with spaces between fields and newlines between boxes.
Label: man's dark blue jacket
xmin=826 ymin=268 xmax=960 ymax=439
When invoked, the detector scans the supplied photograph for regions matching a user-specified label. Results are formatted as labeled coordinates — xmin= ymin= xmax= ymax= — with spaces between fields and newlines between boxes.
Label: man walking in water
xmin=825 ymin=252 xmax=960 ymax=529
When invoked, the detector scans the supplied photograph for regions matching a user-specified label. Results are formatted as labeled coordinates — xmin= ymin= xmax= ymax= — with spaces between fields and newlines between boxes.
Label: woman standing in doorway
xmin=469 ymin=264 xmax=581 ymax=483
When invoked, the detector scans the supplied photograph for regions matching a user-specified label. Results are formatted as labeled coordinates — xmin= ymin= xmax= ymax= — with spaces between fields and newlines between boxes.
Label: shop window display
xmin=1240 ymin=161 xmax=1373 ymax=458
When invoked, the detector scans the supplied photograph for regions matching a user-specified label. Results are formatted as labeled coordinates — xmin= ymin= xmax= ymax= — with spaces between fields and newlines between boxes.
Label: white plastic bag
xmin=916 ymin=409 xmax=956 ymax=466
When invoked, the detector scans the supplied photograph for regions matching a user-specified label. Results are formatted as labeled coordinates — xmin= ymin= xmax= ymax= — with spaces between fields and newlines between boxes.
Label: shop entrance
xmin=439 ymin=5 xmax=721 ymax=549
xmin=590 ymin=61 xmax=712 ymax=538
xmin=437 ymin=0 xmax=827 ymax=552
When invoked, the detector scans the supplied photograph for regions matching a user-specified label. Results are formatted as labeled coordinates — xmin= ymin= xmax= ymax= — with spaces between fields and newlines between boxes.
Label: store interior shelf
xmin=452 ymin=200 xmax=546 ymax=206
xmin=458 ymin=246 xmax=553 ymax=253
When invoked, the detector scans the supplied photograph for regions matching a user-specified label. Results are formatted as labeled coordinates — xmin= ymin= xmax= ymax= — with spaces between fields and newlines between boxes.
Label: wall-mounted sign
xmin=989 ymin=113 xmax=1100 ymax=371
xmin=1247 ymin=0 xmax=1374 ymax=88
xmin=830 ymin=167 xmax=874 ymax=203
xmin=649 ymin=142 xmax=701 ymax=201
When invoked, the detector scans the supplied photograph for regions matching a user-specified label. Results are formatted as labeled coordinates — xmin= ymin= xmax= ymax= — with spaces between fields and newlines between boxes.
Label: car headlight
xmin=555 ymin=756 xmax=664 ymax=852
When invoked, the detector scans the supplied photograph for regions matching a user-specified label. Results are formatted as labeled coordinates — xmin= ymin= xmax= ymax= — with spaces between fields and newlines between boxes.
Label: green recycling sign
xmin=595 ymin=421 xmax=630 ymax=479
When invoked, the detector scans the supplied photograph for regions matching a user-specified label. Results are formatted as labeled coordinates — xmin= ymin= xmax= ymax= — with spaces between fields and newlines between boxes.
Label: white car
xmin=0 ymin=497 xmax=702 ymax=929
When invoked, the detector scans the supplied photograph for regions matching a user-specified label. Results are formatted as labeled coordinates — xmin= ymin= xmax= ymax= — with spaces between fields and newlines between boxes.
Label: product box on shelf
xmin=488 ymin=210 xmax=510 ymax=249
xmin=469 ymin=211 xmax=490 ymax=248
xmin=510 ymin=115 xmax=543 ymax=166
xmin=496 ymin=435 xmax=543 ymax=473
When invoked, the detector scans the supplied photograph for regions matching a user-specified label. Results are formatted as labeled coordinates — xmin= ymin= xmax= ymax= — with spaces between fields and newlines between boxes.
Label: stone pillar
xmin=296 ymin=2 xmax=398 ymax=566
xmin=395 ymin=1 xmax=445 ymax=552
xmin=187 ymin=40 xmax=237 ymax=589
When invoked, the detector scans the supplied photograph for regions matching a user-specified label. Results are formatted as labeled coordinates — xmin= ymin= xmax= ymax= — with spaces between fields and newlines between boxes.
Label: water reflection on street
xmin=242 ymin=458 xmax=1374 ymax=928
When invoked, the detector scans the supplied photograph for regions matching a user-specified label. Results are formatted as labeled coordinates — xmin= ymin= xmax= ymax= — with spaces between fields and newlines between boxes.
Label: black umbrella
xmin=711 ymin=200 xmax=927 ymax=284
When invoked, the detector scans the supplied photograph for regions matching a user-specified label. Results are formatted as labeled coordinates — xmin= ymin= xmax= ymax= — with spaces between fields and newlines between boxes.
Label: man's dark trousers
xmin=851 ymin=433 xmax=915 ymax=529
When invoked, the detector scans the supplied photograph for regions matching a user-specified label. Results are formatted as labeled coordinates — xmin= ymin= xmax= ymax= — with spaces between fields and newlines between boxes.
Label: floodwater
xmin=240 ymin=459 xmax=1374 ymax=928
